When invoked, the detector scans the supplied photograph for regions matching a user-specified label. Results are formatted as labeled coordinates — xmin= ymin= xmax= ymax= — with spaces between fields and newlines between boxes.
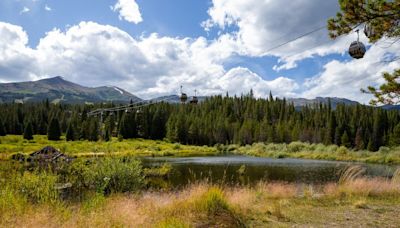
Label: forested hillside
xmin=1 ymin=93 xmax=400 ymax=151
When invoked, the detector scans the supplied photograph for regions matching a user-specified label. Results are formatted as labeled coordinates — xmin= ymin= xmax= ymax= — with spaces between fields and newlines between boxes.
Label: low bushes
xmin=65 ymin=157 xmax=144 ymax=196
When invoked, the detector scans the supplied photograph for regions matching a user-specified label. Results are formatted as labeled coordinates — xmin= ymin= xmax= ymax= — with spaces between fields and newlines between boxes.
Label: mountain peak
xmin=40 ymin=76 xmax=66 ymax=83
xmin=0 ymin=76 xmax=142 ymax=104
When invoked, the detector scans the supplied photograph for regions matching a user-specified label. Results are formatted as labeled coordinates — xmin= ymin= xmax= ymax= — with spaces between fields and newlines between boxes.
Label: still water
xmin=142 ymin=155 xmax=397 ymax=187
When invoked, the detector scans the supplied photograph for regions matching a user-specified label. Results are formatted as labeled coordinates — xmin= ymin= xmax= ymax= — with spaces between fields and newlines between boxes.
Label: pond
xmin=142 ymin=155 xmax=398 ymax=187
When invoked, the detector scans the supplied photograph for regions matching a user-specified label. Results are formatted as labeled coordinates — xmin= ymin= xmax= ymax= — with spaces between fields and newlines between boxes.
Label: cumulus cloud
xmin=0 ymin=21 xmax=297 ymax=99
xmin=203 ymin=0 xmax=351 ymax=70
xmin=111 ymin=0 xmax=142 ymax=24
xmin=302 ymin=42 xmax=400 ymax=104
xmin=216 ymin=67 xmax=299 ymax=98
xmin=44 ymin=5 xmax=51 ymax=11
xmin=0 ymin=22 xmax=38 ymax=82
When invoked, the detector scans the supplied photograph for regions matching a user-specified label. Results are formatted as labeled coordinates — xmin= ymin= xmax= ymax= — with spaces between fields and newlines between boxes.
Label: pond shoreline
xmin=1 ymin=135 xmax=400 ymax=165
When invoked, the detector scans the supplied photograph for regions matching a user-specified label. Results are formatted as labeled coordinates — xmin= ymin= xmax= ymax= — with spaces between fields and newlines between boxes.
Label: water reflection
xmin=142 ymin=156 xmax=397 ymax=187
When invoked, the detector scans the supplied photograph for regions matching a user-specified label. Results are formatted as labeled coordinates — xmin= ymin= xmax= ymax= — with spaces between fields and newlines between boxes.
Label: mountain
xmin=380 ymin=104 xmax=400 ymax=110
xmin=2 ymin=77 xmax=399 ymax=109
xmin=0 ymin=76 xmax=142 ymax=104
xmin=287 ymin=97 xmax=360 ymax=109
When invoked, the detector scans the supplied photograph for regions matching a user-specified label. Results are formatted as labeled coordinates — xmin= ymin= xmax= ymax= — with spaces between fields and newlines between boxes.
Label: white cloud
xmin=45 ymin=5 xmax=51 ymax=11
xmin=19 ymin=7 xmax=30 ymax=14
xmin=0 ymin=21 xmax=296 ymax=99
xmin=216 ymin=67 xmax=299 ymax=98
xmin=302 ymin=42 xmax=400 ymax=104
xmin=111 ymin=0 xmax=142 ymax=24
xmin=203 ymin=0 xmax=353 ymax=70
xmin=1 ymin=17 xmax=398 ymax=103
xmin=0 ymin=22 xmax=38 ymax=82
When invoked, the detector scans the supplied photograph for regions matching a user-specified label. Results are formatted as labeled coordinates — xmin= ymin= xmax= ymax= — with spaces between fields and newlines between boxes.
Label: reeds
xmin=338 ymin=165 xmax=365 ymax=185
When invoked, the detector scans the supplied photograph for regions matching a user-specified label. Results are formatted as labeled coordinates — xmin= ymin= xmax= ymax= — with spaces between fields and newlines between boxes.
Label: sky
xmin=0 ymin=0 xmax=399 ymax=103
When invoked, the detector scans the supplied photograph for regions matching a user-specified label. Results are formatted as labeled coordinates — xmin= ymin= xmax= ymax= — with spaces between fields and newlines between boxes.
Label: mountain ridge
xmin=0 ymin=76 xmax=141 ymax=104
xmin=1 ymin=76 xmax=399 ymax=110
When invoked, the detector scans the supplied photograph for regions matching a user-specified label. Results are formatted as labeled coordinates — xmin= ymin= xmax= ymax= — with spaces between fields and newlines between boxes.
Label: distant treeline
xmin=1 ymin=93 xmax=400 ymax=151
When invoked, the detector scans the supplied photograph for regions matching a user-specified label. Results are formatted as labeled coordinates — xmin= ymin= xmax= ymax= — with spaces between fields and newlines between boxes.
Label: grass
xmin=0 ymin=135 xmax=218 ymax=160
xmin=1 ymin=157 xmax=400 ymax=227
xmin=233 ymin=142 xmax=400 ymax=164
xmin=1 ymin=175 xmax=399 ymax=227
xmin=1 ymin=135 xmax=400 ymax=164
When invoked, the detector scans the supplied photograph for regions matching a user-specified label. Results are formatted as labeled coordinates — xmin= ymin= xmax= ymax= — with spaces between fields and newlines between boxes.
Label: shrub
xmin=69 ymin=157 xmax=144 ymax=195
xmin=195 ymin=187 xmax=229 ymax=215
xmin=325 ymin=145 xmax=339 ymax=153
xmin=287 ymin=141 xmax=308 ymax=153
xmin=336 ymin=146 xmax=349 ymax=155
xmin=14 ymin=171 xmax=59 ymax=204
xmin=0 ymin=185 xmax=28 ymax=218
xmin=173 ymin=143 xmax=181 ymax=150
xmin=378 ymin=146 xmax=390 ymax=154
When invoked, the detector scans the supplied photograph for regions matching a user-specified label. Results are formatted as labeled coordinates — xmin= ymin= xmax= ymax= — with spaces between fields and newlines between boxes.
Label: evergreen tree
xmin=66 ymin=121 xmax=75 ymax=141
xmin=88 ymin=118 xmax=99 ymax=142
xmin=118 ymin=113 xmax=136 ymax=139
xmin=0 ymin=119 xmax=6 ymax=136
xmin=324 ymin=113 xmax=336 ymax=145
xmin=104 ymin=116 xmax=112 ymax=142
xmin=370 ymin=111 xmax=383 ymax=151
xmin=47 ymin=117 xmax=61 ymax=141
xmin=80 ymin=120 xmax=88 ymax=140
xmin=341 ymin=131 xmax=351 ymax=148
xmin=334 ymin=127 xmax=341 ymax=146
xmin=389 ymin=123 xmax=400 ymax=146
xmin=104 ymin=125 xmax=111 ymax=142
xmin=23 ymin=121 xmax=34 ymax=140
xmin=354 ymin=128 xmax=364 ymax=150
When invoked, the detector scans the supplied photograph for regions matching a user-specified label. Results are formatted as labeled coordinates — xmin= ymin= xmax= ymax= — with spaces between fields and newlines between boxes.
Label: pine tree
xmin=389 ymin=123 xmax=400 ymax=146
xmin=118 ymin=113 xmax=136 ymax=139
xmin=88 ymin=118 xmax=99 ymax=141
xmin=354 ymin=127 xmax=364 ymax=150
xmin=66 ymin=121 xmax=75 ymax=141
xmin=47 ymin=117 xmax=61 ymax=141
xmin=104 ymin=125 xmax=111 ymax=142
xmin=370 ymin=111 xmax=383 ymax=151
xmin=341 ymin=131 xmax=351 ymax=148
xmin=324 ymin=113 xmax=336 ymax=145
xmin=0 ymin=119 xmax=6 ymax=136
xmin=80 ymin=120 xmax=88 ymax=140
xmin=334 ymin=127 xmax=341 ymax=146
xmin=104 ymin=116 xmax=111 ymax=142
xmin=23 ymin=121 xmax=34 ymax=140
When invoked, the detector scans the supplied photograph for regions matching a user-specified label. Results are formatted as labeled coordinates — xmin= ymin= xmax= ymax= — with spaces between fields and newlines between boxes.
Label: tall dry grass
xmin=338 ymin=165 xmax=365 ymax=185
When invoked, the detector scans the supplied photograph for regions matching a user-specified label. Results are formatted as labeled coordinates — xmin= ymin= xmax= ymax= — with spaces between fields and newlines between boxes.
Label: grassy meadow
xmin=1 ymin=134 xmax=400 ymax=227
xmin=1 ymin=170 xmax=400 ymax=227
xmin=1 ymin=135 xmax=400 ymax=164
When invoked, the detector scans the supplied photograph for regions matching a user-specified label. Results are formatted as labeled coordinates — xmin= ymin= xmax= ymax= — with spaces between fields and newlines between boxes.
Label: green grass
xmin=233 ymin=142 xmax=400 ymax=164
xmin=0 ymin=135 xmax=218 ymax=160
xmin=1 ymin=135 xmax=400 ymax=164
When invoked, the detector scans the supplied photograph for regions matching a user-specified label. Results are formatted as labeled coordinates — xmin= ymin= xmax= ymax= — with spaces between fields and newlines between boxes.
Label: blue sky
xmin=0 ymin=0 xmax=399 ymax=102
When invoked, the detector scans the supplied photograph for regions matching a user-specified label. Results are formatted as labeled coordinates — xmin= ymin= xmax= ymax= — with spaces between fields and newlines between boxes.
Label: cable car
xmin=180 ymin=85 xmax=188 ymax=103
xmin=190 ymin=90 xmax=198 ymax=104
xmin=349 ymin=29 xmax=366 ymax=59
